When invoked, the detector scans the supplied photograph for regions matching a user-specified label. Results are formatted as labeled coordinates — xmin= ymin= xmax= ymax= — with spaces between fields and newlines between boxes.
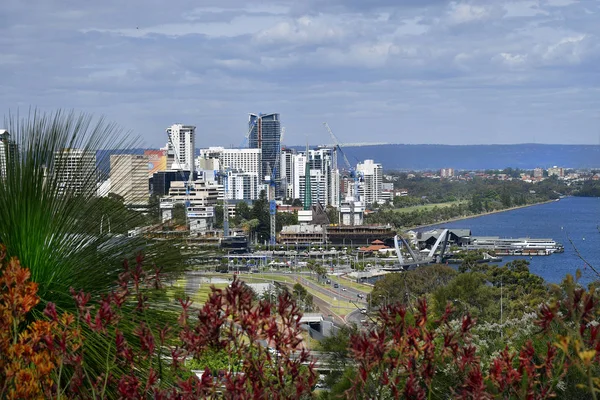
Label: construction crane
xmin=265 ymin=149 xmax=281 ymax=247
xmin=323 ymin=122 xmax=361 ymax=225
xmin=239 ymin=118 xmax=258 ymax=148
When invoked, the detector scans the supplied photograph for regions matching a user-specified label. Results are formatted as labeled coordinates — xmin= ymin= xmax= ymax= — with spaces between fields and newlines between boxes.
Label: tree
xmin=234 ymin=201 xmax=252 ymax=223
xmin=251 ymin=190 xmax=270 ymax=243
xmin=433 ymin=272 xmax=497 ymax=319
xmin=213 ymin=203 xmax=224 ymax=229
xmin=370 ymin=265 xmax=457 ymax=307
xmin=173 ymin=203 xmax=187 ymax=226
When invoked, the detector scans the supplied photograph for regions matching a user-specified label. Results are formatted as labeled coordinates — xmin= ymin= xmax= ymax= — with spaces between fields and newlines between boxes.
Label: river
xmin=416 ymin=197 xmax=600 ymax=285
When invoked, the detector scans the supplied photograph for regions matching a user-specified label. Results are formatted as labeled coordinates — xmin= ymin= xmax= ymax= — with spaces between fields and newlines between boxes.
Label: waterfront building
xmin=165 ymin=124 xmax=196 ymax=175
xmin=440 ymin=168 xmax=454 ymax=178
xmin=548 ymin=166 xmax=564 ymax=177
xmin=53 ymin=148 xmax=96 ymax=196
xmin=0 ymin=130 xmax=18 ymax=179
xmin=356 ymin=159 xmax=383 ymax=206
xmin=248 ymin=113 xmax=281 ymax=186
xmin=110 ymin=154 xmax=150 ymax=205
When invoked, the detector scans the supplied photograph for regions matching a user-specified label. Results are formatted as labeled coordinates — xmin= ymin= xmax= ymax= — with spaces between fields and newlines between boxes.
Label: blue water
xmin=418 ymin=197 xmax=600 ymax=285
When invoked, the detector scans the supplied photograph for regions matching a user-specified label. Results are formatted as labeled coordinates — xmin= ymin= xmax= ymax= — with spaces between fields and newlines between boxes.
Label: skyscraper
xmin=0 ymin=130 xmax=18 ymax=179
xmin=166 ymin=124 xmax=196 ymax=175
xmin=110 ymin=154 xmax=150 ymax=205
xmin=248 ymin=113 xmax=281 ymax=184
xmin=293 ymin=147 xmax=337 ymax=208
xmin=357 ymin=159 xmax=383 ymax=206
xmin=53 ymin=148 xmax=97 ymax=196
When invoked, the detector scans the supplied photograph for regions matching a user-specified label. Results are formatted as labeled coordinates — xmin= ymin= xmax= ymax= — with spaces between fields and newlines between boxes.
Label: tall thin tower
xmin=303 ymin=143 xmax=311 ymax=210
xmin=166 ymin=124 xmax=196 ymax=176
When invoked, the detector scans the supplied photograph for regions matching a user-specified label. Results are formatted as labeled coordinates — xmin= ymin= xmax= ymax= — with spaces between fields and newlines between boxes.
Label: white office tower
xmin=201 ymin=147 xmax=262 ymax=176
xmin=0 ymin=130 xmax=18 ymax=179
xmin=110 ymin=154 xmax=150 ymax=205
xmin=293 ymin=147 xmax=337 ymax=207
xmin=357 ymin=159 xmax=383 ymax=206
xmin=280 ymin=148 xmax=295 ymax=199
xmin=197 ymin=147 xmax=262 ymax=200
xmin=166 ymin=124 xmax=196 ymax=175
xmin=53 ymin=148 xmax=97 ymax=196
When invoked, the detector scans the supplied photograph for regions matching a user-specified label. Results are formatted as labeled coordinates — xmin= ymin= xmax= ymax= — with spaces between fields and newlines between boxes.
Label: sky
xmin=1 ymin=0 xmax=600 ymax=148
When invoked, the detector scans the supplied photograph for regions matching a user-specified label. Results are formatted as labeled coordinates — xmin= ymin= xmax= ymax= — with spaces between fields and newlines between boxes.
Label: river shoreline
xmin=406 ymin=199 xmax=557 ymax=232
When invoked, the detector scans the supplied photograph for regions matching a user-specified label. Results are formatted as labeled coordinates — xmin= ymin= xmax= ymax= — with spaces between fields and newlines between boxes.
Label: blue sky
xmin=2 ymin=0 xmax=599 ymax=147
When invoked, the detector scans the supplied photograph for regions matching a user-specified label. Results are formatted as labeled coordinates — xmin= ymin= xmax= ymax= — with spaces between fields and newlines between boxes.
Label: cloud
xmin=1 ymin=0 xmax=600 ymax=147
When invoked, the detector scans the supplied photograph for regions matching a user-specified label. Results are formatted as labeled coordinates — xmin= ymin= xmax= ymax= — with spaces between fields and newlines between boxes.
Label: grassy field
xmin=393 ymin=200 xmax=465 ymax=214
xmin=328 ymin=275 xmax=372 ymax=292
xmin=167 ymin=278 xmax=230 ymax=304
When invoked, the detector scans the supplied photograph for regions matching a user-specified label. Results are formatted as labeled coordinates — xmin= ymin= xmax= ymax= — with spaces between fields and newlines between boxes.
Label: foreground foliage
xmin=0 ymin=244 xmax=315 ymax=399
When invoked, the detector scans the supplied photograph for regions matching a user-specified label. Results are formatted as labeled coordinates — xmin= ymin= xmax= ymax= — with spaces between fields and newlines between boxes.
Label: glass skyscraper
xmin=248 ymin=113 xmax=281 ymax=185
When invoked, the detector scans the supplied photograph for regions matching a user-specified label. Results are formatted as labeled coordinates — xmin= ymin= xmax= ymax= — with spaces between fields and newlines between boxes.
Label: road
xmin=183 ymin=270 xmax=372 ymax=325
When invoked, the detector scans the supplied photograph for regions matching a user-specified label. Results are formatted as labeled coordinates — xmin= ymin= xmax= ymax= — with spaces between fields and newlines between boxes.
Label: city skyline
xmin=2 ymin=1 xmax=600 ymax=147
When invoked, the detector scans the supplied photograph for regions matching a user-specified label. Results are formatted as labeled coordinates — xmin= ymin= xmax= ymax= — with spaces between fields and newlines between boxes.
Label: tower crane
xmin=239 ymin=118 xmax=258 ymax=148
xmin=265 ymin=149 xmax=281 ymax=247
xmin=323 ymin=122 xmax=361 ymax=225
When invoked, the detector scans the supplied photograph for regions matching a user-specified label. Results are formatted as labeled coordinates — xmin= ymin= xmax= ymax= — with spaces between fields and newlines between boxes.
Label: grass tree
xmin=0 ymin=110 xmax=187 ymax=393
xmin=0 ymin=110 xmax=184 ymax=306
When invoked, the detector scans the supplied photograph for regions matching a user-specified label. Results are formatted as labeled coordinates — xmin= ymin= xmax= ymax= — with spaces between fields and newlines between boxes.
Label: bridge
xmin=381 ymin=230 xmax=450 ymax=271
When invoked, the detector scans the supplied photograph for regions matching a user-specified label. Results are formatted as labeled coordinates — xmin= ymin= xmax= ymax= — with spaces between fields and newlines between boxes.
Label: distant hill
xmin=97 ymin=144 xmax=600 ymax=177
xmin=331 ymin=144 xmax=600 ymax=171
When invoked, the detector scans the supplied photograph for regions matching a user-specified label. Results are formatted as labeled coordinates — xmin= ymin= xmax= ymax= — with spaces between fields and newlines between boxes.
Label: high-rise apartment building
xmin=440 ymin=168 xmax=454 ymax=178
xmin=357 ymin=159 xmax=383 ymax=206
xmin=292 ymin=147 xmax=338 ymax=207
xmin=53 ymin=148 xmax=96 ymax=196
xmin=248 ymin=113 xmax=280 ymax=184
xmin=280 ymin=147 xmax=295 ymax=199
xmin=228 ymin=170 xmax=260 ymax=201
xmin=110 ymin=154 xmax=150 ymax=205
xmin=0 ymin=130 xmax=18 ymax=179
xmin=548 ymin=166 xmax=564 ymax=177
xmin=166 ymin=124 xmax=196 ymax=175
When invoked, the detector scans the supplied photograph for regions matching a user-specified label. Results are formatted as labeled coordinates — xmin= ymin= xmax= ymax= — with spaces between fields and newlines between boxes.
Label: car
xmin=333 ymin=283 xmax=339 ymax=288
xmin=341 ymin=288 xmax=347 ymax=291
xmin=357 ymin=293 xmax=364 ymax=299
xmin=326 ymin=279 xmax=331 ymax=284
xmin=360 ymin=309 xmax=367 ymax=314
